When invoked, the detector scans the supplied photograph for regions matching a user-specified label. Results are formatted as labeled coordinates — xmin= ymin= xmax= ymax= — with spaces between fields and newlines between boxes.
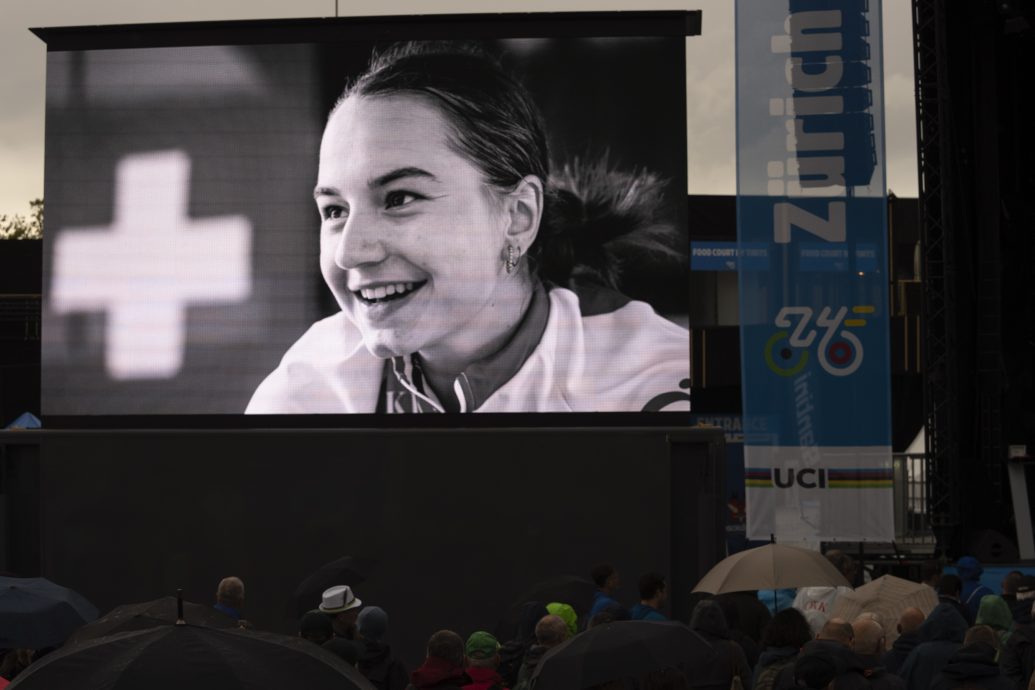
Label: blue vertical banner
xmin=735 ymin=0 xmax=893 ymax=541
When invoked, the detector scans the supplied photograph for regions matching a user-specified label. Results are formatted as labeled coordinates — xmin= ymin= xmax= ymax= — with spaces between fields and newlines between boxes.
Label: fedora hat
xmin=319 ymin=585 xmax=362 ymax=614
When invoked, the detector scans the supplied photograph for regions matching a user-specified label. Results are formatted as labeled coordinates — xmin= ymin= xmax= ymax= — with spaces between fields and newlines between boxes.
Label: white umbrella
xmin=828 ymin=574 xmax=938 ymax=644
xmin=693 ymin=544 xmax=851 ymax=594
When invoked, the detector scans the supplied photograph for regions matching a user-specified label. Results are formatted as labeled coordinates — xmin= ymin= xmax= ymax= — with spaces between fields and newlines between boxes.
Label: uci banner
xmin=735 ymin=0 xmax=893 ymax=541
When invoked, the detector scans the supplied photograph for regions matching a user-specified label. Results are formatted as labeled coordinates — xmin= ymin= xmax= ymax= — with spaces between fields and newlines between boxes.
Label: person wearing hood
xmin=883 ymin=608 xmax=926 ymax=676
xmin=957 ymin=557 xmax=996 ymax=621
xmin=356 ymin=607 xmax=409 ymax=690
xmin=408 ymin=630 xmax=471 ymax=690
xmin=976 ymin=595 xmax=1015 ymax=647
xmin=898 ymin=602 xmax=969 ymax=690
xmin=685 ymin=600 xmax=751 ymax=690
xmin=545 ymin=602 xmax=578 ymax=636
xmin=930 ymin=625 xmax=1011 ymax=690
xmin=753 ymin=608 xmax=813 ymax=690
xmin=497 ymin=602 xmax=547 ymax=688
xmin=1001 ymin=598 xmax=1035 ymax=688
xmin=514 ymin=615 xmax=569 ymax=690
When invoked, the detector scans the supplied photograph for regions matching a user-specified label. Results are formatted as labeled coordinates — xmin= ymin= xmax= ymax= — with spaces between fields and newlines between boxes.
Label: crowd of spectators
xmin=6 ymin=556 xmax=1035 ymax=690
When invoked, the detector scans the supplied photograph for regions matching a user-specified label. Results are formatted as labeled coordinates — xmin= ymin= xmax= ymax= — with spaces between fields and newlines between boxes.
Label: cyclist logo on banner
xmin=764 ymin=305 xmax=874 ymax=378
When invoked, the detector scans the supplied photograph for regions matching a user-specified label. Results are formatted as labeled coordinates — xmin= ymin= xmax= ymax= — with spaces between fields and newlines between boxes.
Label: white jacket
xmin=246 ymin=285 xmax=689 ymax=414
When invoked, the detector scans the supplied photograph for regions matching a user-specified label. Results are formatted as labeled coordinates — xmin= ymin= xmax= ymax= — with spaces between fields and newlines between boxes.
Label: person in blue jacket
xmin=629 ymin=572 xmax=667 ymax=621
xmin=957 ymin=556 xmax=995 ymax=621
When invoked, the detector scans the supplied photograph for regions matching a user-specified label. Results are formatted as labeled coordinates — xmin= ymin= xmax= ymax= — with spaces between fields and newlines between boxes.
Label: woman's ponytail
xmin=531 ymin=157 xmax=683 ymax=291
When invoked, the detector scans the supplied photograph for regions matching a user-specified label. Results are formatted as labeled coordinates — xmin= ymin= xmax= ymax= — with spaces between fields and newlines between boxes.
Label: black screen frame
xmin=36 ymin=11 xmax=698 ymax=430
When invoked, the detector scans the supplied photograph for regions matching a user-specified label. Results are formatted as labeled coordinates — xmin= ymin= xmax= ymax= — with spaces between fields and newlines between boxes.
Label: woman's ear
xmin=503 ymin=175 xmax=544 ymax=251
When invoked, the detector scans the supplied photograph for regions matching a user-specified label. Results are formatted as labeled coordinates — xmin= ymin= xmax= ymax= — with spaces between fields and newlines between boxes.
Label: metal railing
xmin=893 ymin=452 xmax=938 ymax=550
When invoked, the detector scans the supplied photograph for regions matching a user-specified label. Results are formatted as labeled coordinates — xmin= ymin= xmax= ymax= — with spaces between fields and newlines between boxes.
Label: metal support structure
xmin=912 ymin=0 xmax=961 ymax=533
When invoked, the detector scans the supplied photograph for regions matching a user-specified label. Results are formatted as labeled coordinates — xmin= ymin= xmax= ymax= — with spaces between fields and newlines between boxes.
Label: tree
xmin=0 ymin=198 xmax=43 ymax=240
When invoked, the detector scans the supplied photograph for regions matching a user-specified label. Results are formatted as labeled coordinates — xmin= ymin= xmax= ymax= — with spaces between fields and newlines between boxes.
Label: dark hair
xmin=591 ymin=563 xmax=616 ymax=588
xmin=921 ymin=559 xmax=943 ymax=583
xmin=1003 ymin=570 xmax=1023 ymax=594
xmin=964 ymin=625 xmax=1001 ymax=651
xmin=760 ymin=608 xmax=813 ymax=649
xmin=336 ymin=42 xmax=679 ymax=290
xmin=426 ymin=629 xmax=465 ymax=667
xmin=638 ymin=572 xmax=666 ymax=600
xmin=939 ymin=574 xmax=963 ymax=598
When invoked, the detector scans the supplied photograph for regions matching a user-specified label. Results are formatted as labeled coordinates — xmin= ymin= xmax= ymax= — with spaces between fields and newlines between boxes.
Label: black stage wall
xmin=1 ymin=427 xmax=724 ymax=666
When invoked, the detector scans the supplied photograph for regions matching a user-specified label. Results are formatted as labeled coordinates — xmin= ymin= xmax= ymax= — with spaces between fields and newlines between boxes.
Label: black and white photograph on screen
xmin=41 ymin=32 xmax=690 ymax=417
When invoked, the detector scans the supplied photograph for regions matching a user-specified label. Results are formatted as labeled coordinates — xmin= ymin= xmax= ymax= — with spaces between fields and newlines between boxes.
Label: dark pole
xmin=176 ymin=588 xmax=185 ymax=625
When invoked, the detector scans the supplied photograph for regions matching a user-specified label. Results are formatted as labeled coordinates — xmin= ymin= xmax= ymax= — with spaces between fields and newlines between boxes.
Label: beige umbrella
xmin=828 ymin=574 xmax=938 ymax=645
xmin=693 ymin=544 xmax=851 ymax=594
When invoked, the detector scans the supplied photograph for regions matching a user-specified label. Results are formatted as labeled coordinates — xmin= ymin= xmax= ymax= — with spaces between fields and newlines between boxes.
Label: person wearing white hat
xmin=320 ymin=584 xmax=363 ymax=640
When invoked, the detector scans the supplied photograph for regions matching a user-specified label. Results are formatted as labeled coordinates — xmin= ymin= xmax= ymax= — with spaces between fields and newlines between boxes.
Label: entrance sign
xmin=736 ymin=0 xmax=893 ymax=541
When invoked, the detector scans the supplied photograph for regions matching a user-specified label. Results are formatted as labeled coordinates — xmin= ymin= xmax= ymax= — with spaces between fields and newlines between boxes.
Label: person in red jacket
xmin=463 ymin=631 xmax=508 ymax=690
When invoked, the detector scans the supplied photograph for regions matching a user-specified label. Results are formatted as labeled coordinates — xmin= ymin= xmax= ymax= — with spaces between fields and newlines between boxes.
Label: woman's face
xmin=315 ymin=94 xmax=518 ymax=362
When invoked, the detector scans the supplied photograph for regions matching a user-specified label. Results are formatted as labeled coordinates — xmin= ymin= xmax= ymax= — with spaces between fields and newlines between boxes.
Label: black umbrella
xmin=292 ymin=555 xmax=375 ymax=618
xmin=9 ymin=623 xmax=378 ymax=690
xmin=0 ymin=576 xmax=98 ymax=649
xmin=64 ymin=595 xmax=237 ymax=646
xmin=531 ymin=620 xmax=711 ymax=690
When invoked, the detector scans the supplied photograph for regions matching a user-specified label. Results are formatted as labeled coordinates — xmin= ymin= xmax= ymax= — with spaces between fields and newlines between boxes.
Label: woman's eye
xmin=321 ymin=205 xmax=347 ymax=221
xmin=385 ymin=191 xmax=421 ymax=209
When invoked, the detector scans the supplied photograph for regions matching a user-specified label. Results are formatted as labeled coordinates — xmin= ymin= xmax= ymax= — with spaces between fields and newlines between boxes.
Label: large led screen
xmin=39 ymin=15 xmax=692 ymax=423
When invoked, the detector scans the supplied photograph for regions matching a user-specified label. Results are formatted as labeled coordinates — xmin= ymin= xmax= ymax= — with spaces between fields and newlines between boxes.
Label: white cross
xmin=51 ymin=150 xmax=252 ymax=380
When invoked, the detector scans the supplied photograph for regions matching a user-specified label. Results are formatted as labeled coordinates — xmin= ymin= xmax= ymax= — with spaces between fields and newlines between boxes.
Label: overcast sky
xmin=0 ymin=0 xmax=918 ymax=217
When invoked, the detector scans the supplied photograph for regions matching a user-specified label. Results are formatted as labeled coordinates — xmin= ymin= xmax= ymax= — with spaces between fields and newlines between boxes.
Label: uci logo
xmin=764 ymin=305 xmax=872 ymax=377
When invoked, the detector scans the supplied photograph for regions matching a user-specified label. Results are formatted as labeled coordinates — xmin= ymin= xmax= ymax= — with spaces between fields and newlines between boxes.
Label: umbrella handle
xmin=177 ymin=589 xmax=185 ymax=625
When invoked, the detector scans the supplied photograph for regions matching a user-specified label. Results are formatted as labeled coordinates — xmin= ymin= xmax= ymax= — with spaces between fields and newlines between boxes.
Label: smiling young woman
xmin=246 ymin=42 xmax=690 ymax=415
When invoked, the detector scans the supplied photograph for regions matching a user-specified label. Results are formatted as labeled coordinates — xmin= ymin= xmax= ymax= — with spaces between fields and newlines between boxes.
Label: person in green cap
xmin=545 ymin=602 xmax=578 ymax=636
xmin=463 ymin=631 xmax=507 ymax=690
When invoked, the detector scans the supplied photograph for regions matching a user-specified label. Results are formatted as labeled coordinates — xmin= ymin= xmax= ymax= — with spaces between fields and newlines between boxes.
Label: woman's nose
xmin=334 ymin=210 xmax=386 ymax=270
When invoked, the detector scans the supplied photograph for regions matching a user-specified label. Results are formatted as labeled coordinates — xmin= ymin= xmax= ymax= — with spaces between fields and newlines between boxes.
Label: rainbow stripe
xmin=827 ymin=468 xmax=892 ymax=489
xmin=745 ymin=467 xmax=773 ymax=487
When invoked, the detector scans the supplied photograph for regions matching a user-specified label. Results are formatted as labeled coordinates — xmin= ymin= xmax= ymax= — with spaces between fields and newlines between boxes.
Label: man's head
xmin=639 ymin=573 xmax=666 ymax=606
xmin=357 ymin=606 xmax=388 ymax=643
xmin=1003 ymin=570 xmax=1024 ymax=596
xmin=1016 ymin=575 xmax=1035 ymax=601
xmin=426 ymin=629 xmax=465 ymax=667
xmin=320 ymin=585 xmax=363 ymax=637
xmin=897 ymin=607 xmax=926 ymax=635
xmin=851 ymin=618 xmax=886 ymax=657
xmin=921 ymin=559 xmax=943 ymax=586
xmin=299 ymin=609 xmax=333 ymax=645
xmin=955 ymin=556 xmax=984 ymax=583
xmin=591 ymin=563 xmax=620 ymax=595
xmin=816 ymin=618 xmax=854 ymax=647
xmin=535 ymin=614 xmax=571 ymax=648
xmin=938 ymin=574 xmax=963 ymax=600
xmin=964 ymin=624 xmax=1001 ymax=651
xmin=216 ymin=576 xmax=245 ymax=611
xmin=465 ymin=631 xmax=501 ymax=669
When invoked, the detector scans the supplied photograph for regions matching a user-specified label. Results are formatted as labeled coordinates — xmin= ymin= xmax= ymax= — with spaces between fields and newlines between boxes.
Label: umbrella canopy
xmin=64 ymin=595 xmax=237 ymax=646
xmin=828 ymin=574 xmax=939 ymax=644
xmin=10 ymin=624 xmax=378 ymax=690
xmin=693 ymin=544 xmax=852 ymax=594
xmin=531 ymin=620 xmax=711 ymax=690
xmin=0 ymin=576 xmax=98 ymax=649
xmin=293 ymin=555 xmax=374 ymax=618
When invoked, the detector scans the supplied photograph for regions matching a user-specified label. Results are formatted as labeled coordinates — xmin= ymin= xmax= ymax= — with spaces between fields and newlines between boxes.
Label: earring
xmin=505 ymin=244 xmax=520 ymax=274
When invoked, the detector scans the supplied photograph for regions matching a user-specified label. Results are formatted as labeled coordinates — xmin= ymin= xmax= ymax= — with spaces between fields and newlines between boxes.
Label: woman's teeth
xmin=359 ymin=282 xmax=416 ymax=301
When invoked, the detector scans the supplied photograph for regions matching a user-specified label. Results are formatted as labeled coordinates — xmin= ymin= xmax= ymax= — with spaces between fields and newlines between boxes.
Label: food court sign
xmin=735 ymin=0 xmax=893 ymax=542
